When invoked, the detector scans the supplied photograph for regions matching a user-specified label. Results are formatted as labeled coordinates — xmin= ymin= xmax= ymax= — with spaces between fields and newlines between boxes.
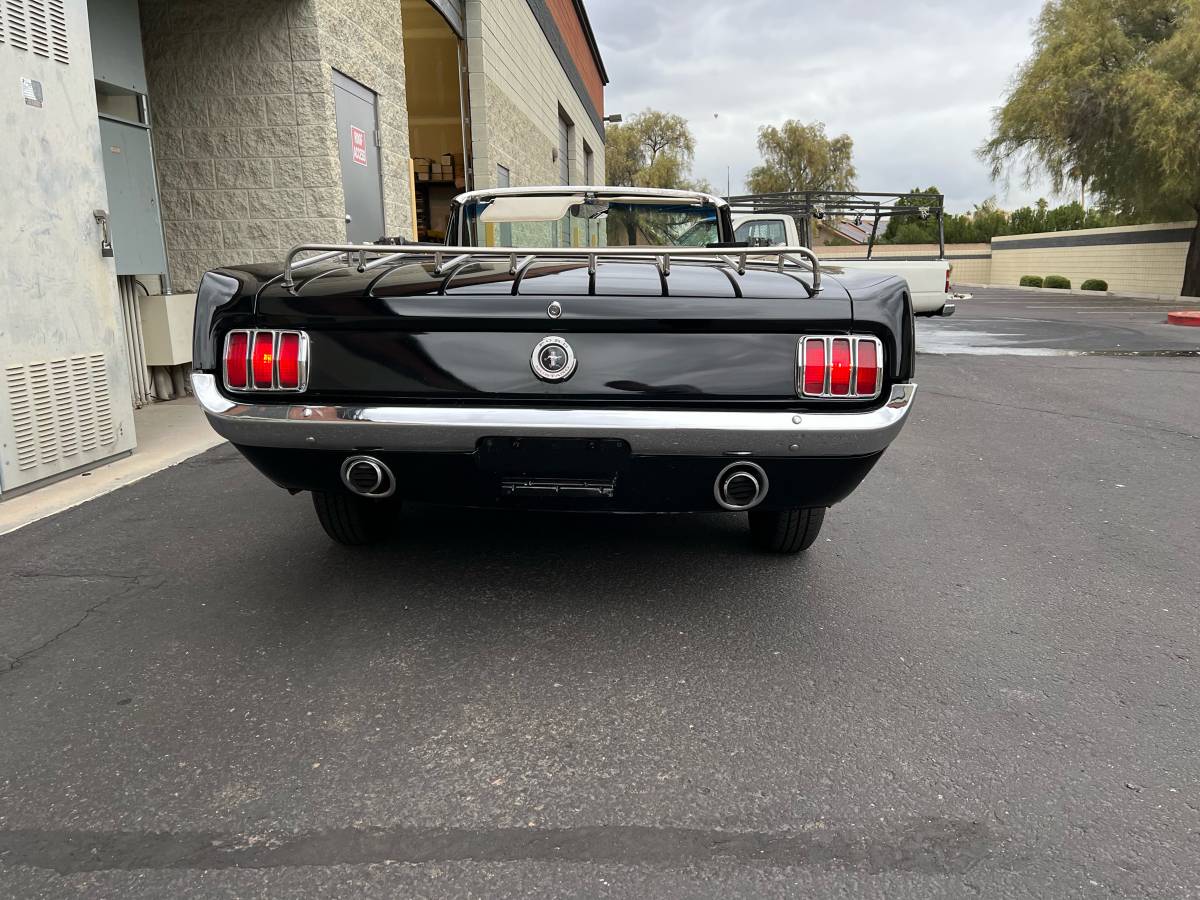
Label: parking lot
xmin=1 ymin=288 xmax=1197 ymax=898
xmin=925 ymin=286 xmax=1200 ymax=355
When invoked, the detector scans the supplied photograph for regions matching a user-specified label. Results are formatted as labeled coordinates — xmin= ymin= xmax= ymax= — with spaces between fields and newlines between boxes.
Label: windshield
xmin=457 ymin=194 xmax=721 ymax=248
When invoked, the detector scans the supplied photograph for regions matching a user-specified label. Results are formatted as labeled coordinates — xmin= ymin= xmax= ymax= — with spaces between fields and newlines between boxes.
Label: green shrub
xmin=1019 ymin=275 xmax=1044 ymax=288
xmin=1081 ymin=279 xmax=1108 ymax=291
xmin=1043 ymin=275 xmax=1071 ymax=289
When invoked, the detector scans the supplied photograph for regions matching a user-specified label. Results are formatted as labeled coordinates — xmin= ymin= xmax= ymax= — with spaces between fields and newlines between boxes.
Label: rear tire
xmin=312 ymin=491 xmax=397 ymax=546
xmin=748 ymin=507 xmax=826 ymax=554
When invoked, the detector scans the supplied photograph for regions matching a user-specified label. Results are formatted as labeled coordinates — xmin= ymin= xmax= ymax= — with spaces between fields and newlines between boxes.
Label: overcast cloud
xmin=589 ymin=0 xmax=1059 ymax=213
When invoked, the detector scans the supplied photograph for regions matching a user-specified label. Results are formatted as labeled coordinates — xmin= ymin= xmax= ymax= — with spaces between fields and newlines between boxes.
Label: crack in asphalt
xmin=944 ymin=361 xmax=1200 ymax=377
xmin=920 ymin=389 xmax=1200 ymax=442
xmin=8 ymin=571 xmax=141 ymax=581
xmin=1 ymin=574 xmax=163 ymax=676
xmin=0 ymin=819 xmax=994 ymax=875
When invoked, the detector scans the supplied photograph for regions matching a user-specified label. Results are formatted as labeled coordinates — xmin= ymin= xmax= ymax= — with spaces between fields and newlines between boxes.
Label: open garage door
xmin=401 ymin=0 xmax=470 ymax=241
xmin=425 ymin=0 xmax=465 ymax=37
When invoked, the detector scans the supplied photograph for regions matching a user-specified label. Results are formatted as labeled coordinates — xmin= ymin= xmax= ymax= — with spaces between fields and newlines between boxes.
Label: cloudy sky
xmin=588 ymin=0 xmax=1061 ymax=213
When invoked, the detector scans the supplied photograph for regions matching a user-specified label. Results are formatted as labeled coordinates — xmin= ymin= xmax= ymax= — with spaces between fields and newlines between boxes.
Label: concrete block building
xmin=0 ymin=0 xmax=607 ymax=497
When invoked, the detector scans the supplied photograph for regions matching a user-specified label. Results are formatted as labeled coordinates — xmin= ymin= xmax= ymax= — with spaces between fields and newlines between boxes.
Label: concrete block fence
xmin=819 ymin=222 xmax=1197 ymax=298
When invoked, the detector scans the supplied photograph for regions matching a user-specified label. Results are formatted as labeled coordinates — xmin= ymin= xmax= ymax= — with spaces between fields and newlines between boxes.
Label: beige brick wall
xmin=820 ymin=244 xmax=991 ymax=257
xmin=142 ymin=0 xmax=412 ymax=291
xmin=481 ymin=74 xmax=557 ymax=187
xmin=943 ymin=256 xmax=992 ymax=285
xmin=465 ymin=0 xmax=604 ymax=189
xmin=817 ymin=221 xmax=1199 ymax=293
xmin=820 ymin=244 xmax=993 ymax=286
xmin=990 ymin=222 xmax=1194 ymax=295
xmin=312 ymin=0 xmax=412 ymax=238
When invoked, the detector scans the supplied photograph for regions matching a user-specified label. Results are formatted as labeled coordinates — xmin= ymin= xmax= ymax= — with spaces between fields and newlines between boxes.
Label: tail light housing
xmin=276 ymin=332 xmax=302 ymax=389
xmin=222 ymin=329 xmax=309 ymax=393
xmin=802 ymin=339 xmax=826 ymax=395
xmin=798 ymin=335 xmax=884 ymax=400
xmin=223 ymin=331 xmax=249 ymax=389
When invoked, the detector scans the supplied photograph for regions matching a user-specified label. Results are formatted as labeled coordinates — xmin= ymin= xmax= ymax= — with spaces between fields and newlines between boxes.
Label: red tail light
xmin=252 ymin=332 xmax=275 ymax=388
xmin=855 ymin=339 xmax=879 ymax=396
xmin=277 ymin=332 xmax=301 ymax=389
xmin=222 ymin=330 xmax=309 ymax=393
xmin=223 ymin=331 xmax=249 ymax=389
xmin=798 ymin=335 xmax=884 ymax=400
xmin=829 ymin=338 xmax=852 ymax=395
xmin=802 ymin=339 xmax=826 ymax=395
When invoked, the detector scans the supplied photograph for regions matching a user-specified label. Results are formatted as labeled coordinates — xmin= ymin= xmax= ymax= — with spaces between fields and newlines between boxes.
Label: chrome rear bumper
xmin=192 ymin=373 xmax=916 ymax=458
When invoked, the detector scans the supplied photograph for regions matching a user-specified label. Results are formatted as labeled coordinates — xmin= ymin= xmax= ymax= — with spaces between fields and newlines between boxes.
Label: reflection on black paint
xmin=606 ymin=380 xmax=703 ymax=396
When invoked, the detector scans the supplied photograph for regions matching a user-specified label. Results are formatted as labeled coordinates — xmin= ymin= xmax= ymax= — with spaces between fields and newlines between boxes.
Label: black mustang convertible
xmin=192 ymin=187 xmax=917 ymax=553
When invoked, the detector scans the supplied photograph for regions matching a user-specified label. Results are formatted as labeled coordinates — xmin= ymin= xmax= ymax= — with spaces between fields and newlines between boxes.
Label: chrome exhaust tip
xmin=340 ymin=455 xmax=396 ymax=499
xmin=714 ymin=462 xmax=768 ymax=511
xmin=940 ymin=301 xmax=957 ymax=317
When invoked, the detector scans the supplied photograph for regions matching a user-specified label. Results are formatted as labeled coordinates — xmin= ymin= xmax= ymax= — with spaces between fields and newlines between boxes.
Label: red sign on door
xmin=350 ymin=126 xmax=368 ymax=167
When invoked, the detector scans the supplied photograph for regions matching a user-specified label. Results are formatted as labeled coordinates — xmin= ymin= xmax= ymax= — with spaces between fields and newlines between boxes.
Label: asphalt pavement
xmin=926 ymin=286 xmax=1200 ymax=355
xmin=1 ymin=289 xmax=1198 ymax=898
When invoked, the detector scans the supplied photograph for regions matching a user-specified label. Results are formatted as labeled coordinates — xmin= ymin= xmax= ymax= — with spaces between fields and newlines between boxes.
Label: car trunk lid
xmin=252 ymin=260 xmax=856 ymax=404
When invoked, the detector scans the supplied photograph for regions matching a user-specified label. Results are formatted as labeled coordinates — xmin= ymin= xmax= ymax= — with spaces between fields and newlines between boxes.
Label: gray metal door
xmin=333 ymin=71 xmax=385 ymax=243
xmin=98 ymin=117 xmax=168 ymax=275
xmin=558 ymin=114 xmax=571 ymax=185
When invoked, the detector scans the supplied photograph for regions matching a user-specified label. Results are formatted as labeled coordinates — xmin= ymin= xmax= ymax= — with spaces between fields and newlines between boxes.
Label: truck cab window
xmin=734 ymin=219 xmax=787 ymax=246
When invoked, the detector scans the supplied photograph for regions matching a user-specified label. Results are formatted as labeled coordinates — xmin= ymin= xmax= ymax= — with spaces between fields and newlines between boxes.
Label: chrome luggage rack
xmin=279 ymin=244 xmax=822 ymax=293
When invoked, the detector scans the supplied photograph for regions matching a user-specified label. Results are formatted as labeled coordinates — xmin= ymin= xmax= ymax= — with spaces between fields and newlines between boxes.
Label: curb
xmin=0 ymin=406 xmax=226 ymax=537
xmin=957 ymin=282 xmax=1200 ymax=303
xmin=1167 ymin=310 xmax=1200 ymax=327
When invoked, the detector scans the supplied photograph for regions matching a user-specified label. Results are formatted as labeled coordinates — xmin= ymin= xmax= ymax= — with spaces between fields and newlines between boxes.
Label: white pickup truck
xmin=732 ymin=213 xmax=958 ymax=317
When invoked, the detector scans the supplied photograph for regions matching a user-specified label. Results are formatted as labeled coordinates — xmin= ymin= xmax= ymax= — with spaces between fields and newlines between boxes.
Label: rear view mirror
xmin=570 ymin=201 xmax=610 ymax=220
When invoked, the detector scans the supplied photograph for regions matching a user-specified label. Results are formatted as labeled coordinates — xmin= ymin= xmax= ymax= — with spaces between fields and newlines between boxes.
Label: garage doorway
xmin=401 ymin=0 xmax=470 ymax=241
xmin=333 ymin=71 xmax=386 ymax=244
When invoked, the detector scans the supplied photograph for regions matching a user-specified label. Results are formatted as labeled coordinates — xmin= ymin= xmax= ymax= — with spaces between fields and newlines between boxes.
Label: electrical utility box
xmin=98 ymin=117 xmax=168 ymax=275
xmin=91 ymin=0 xmax=167 ymax=277
xmin=0 ymin=0 xmax=137 ymax=496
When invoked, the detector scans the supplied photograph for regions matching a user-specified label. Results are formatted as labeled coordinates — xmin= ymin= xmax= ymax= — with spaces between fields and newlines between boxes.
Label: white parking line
xmin=1018 ymin=302 xmax=1200 ymax=308
xmin=1022 ymin=306 xmax=1186 ymax=312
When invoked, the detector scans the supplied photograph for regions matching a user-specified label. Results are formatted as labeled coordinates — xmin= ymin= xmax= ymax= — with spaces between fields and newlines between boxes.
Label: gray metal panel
xmin=332 ymin=71 xmax=385 ymax=244
xmin=0 ymin=0 xmax=137 ymax=494
xmin=558 ymin=114 xmax=571 ymax=185
xmin=87 ymin=0 xmax=148 ymax=93
xmin=994 ymin=228 xmax=1195 ymax=251
xmin=98 ymin=117 xmax=167 ymax=275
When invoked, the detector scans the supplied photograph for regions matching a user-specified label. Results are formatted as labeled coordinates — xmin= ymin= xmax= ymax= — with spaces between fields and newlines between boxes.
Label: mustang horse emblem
xmin=530 ymin=336 xmax=576 ymax=382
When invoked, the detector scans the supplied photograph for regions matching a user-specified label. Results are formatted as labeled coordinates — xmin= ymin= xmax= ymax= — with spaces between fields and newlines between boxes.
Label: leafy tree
xmin=880 ymin=186 xmax=945 ymax=243
xmin=879 ymin=188 xmax=1131 ymax=244
xmin=745 ymin=121 xmax=856 ymax=194
xmin=604 ymin=123 xmax=644 ymax=188
xmin=605 ymin=109 xmax=705 ymax=191
xmin=980 ymin=0 xmax=1200 ymax=295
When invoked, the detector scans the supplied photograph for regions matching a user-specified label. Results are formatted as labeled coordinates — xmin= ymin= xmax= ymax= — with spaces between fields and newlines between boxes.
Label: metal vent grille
xmin=27 ymin=0 xmax=48 ymax=57
xmin=4 ymin=354 xmax=116 ymax=473
xmin=47 ymin=0 xmax=66 ymax=63
xmin=0 ymin=0 xmax=68 ymax=62
xmin=1 ymin=0 xmax=30 ymax=51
